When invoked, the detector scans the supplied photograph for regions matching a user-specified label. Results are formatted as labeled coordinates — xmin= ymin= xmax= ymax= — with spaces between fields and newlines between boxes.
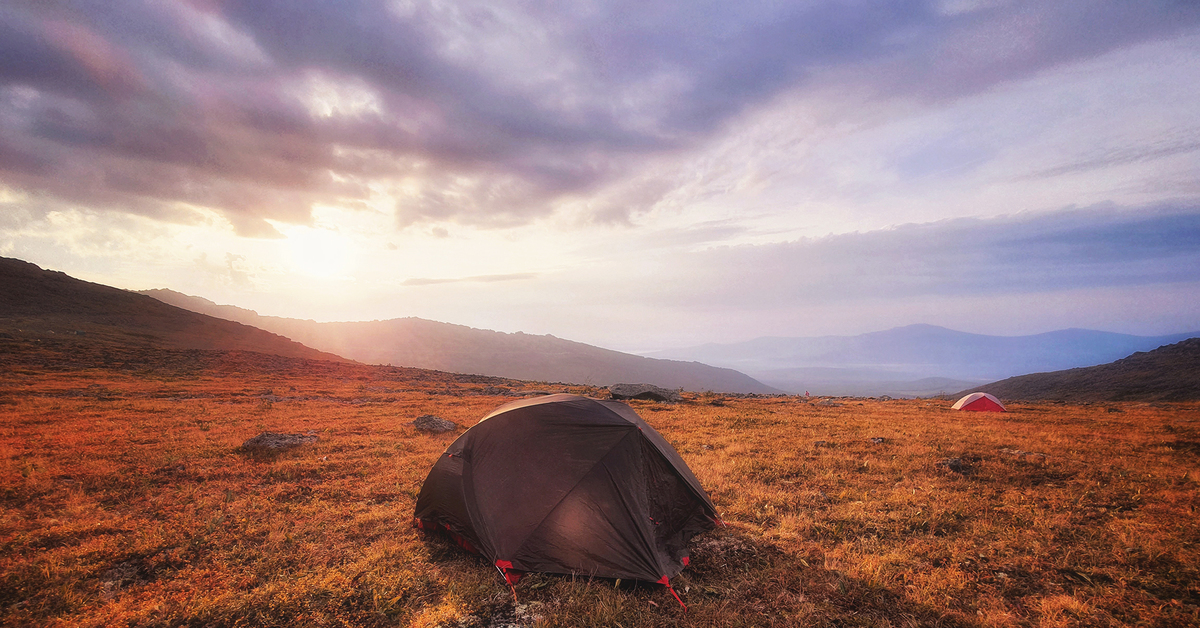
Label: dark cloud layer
xmin=655 ymin=204 xmax=1200 ymax=307
xmin=2 ymin=1 xmax=1198 ymax=233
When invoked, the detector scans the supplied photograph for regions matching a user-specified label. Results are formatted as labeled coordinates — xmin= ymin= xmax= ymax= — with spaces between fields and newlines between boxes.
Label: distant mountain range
xmin=0 ymin=257 xmax=344 ymax=362
xmin=8 ymin=255 xmax=1194 ymax=399
xmin=651 ymin=324 xmax=1199 ymax=395
xmin=0 ymin=257 xmax=772 ymax=393
xmin=968 ymin=337 xmax=1200 ymax=402
xmin=141 ymin=289 xmax=776 ymax=393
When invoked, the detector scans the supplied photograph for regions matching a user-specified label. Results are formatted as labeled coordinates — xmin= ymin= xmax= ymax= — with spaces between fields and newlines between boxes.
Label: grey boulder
xmin=607 ymin=383 xmax=682 ymax=402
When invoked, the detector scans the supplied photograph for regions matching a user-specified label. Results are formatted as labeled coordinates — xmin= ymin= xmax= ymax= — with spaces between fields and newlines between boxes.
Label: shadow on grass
xmin=682 ymin=526 xmax=974 ymax=627
xmin=419 ymin=525 xmax=976 ymax=627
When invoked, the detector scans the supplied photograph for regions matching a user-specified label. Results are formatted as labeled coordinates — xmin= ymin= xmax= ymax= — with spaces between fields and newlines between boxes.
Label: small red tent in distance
xmin=952 ymin=392 xmax=1006 ymax=412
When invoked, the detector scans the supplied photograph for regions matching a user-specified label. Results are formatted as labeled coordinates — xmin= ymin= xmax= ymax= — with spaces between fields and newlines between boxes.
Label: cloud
xmin=401 ymin=272 xmax=538 ymax=286
xmin=1020 ymin=137 xmax=1200 ymax=180
xmin=634 ymin=203 xmax=1200 ymax=309
xmin=1 ymin=1 xmax=1196 ymax=232
xmin=193 ymin=251 xmax=253 ymax=287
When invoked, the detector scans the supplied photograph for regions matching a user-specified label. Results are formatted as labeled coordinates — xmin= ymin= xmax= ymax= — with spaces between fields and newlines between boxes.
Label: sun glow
xmin=281 ymin=226 xmax=353 ymax=278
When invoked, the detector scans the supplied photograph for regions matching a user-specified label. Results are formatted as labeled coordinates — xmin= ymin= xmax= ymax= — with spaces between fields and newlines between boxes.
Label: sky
xmin=2 ymin=0 xmax=1199 ymax=352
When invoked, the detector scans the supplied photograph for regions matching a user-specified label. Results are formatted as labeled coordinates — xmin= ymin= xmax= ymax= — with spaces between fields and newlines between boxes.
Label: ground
xmin=2 ymin=351 xmax=1198 ymax=627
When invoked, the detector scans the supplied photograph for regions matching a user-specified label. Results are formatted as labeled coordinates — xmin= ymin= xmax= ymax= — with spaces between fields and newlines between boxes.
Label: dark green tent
xmin=414 ymin=394 xmax=718 ymax=603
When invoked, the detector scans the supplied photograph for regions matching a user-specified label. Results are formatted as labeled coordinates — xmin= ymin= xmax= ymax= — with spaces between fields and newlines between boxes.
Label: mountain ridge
xmin=141 ymin=289 xmax=777 ymax=394
xmin=964 ymin=337 xmax=1200 ymax=402
xmin=0 ymin=257 xmax=347 ymax=363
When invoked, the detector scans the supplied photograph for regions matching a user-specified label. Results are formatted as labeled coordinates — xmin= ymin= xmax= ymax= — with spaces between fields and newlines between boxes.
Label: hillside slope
xmin=142 ymin=289 xmax=776 ymax=393
xmin=0 ymin=258 xmax=345 ymax=363
xmin=968 ymin=338 xmax=1200 ymax=402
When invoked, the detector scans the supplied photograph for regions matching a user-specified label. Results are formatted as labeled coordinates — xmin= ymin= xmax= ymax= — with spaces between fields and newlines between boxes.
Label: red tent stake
xmin=658 ymin=576 xmax=687 ymax=611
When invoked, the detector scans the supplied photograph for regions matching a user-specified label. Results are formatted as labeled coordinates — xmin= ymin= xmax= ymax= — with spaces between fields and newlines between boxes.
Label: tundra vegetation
xmin=1 ymin=350 xmax=1198 ymax=627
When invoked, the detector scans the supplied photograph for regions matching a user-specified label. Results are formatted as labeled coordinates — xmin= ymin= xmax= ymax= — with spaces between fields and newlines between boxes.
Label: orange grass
xmin=2 ymin=352 xmax=1198 ymax=627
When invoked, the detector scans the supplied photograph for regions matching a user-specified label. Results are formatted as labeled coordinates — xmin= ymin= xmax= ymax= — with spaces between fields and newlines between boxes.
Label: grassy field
xmin=2 ymin=351 xmax=1198 ymax=627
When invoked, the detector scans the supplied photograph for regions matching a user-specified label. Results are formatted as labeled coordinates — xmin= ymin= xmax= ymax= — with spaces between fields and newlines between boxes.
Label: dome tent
xmin=413 ymin=394 xmax=718 ymax=602
xmin=952 ymin=392 xmax=1006 ymax=412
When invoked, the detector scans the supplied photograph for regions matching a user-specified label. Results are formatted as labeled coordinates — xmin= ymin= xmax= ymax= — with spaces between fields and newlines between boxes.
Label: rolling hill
xmin=652 ymin=324 xmax=1199 ymax=394
xmin=966 ymin=337 xmax=1200 ymax=402
xmin=141 ymin=289 xmax=777 ymax=394
xmin=0 ymin=257 xmax=345 ymax=363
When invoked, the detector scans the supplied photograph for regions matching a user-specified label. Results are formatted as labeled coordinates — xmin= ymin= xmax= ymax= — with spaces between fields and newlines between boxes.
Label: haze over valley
xmin=141 ymin=280 xmax=1198 ymax=398
xmin=141 ymin=287 xmax=775 ymax=393
xmin=652 ymin=325 xmax=1199 ymax=396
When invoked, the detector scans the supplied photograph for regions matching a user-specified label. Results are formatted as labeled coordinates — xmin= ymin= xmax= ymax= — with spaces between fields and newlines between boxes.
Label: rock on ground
xmin=412 ymin=414 xmax=457 ymax=433
xmin=445 ymin=600 xmax=544 ymax=628
xmin=241 ymin=432 xmax=318 ymax=451
xmin=607 ymin=383 xmax=682 ymax=402
xmin=936 ymin=457 xmax=965 ymax=473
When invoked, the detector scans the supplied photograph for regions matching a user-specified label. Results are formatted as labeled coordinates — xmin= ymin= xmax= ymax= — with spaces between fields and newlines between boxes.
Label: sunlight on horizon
xmin=280 ymin=225 xmax=355 ymax=279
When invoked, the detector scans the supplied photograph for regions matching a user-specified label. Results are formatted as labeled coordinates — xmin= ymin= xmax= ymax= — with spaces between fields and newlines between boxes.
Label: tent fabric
xmin=413 ymin=393 xmax=718 ymax=583
xmin=951 ymin=392 xmax=1006 ymax=412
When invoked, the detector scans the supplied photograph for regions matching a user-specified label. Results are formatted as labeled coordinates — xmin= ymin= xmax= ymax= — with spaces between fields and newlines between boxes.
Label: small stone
xmin=869 ymin=437 xmax=887 ymax=444
xmin=937 ymin=457 xmax=965 ymax=473
xmin=412 ymin=414 xmax=457 ymax=433
xmin=241 ymin=432 xmax=318 ymax=451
